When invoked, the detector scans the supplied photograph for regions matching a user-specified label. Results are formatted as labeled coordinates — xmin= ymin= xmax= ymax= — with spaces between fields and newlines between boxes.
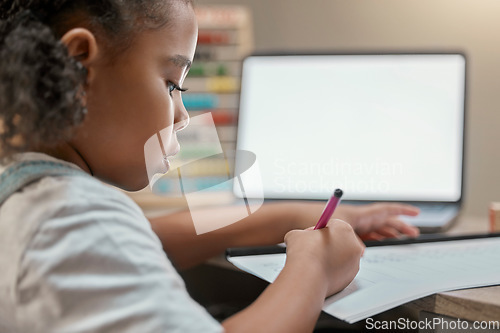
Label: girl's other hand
xmin=335 ymin=203 xmax=420 ymax=240
xmin=289 ymin=202 xmax=420 ymax=240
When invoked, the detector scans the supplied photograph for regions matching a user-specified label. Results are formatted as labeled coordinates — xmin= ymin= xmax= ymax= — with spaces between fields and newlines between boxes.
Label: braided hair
xmin=0 ymin=0 xmax=192 ymax=159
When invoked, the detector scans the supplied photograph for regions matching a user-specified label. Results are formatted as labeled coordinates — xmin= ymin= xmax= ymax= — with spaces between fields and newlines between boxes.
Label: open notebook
xmin=227 ymin=236 xmax=500 ymax=323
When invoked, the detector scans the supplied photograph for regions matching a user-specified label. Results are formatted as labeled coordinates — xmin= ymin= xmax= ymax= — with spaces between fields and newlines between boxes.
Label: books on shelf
xmin=189 ymin=61 xmax=242 ymax=78
xmin=182 ymin=93 xmax=239 ymax=110
xmin=185 ymin=77 xmax=240 ymax=94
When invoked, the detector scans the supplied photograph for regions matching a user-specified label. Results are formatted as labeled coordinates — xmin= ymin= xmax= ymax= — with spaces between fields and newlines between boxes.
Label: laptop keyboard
xmin=417 ymin=204 xmax=447 ymax=212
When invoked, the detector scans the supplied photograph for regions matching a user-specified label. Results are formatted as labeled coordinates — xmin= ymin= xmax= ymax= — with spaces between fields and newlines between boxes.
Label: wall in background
xmin=196 ymin=0 xmax=500 ymax=218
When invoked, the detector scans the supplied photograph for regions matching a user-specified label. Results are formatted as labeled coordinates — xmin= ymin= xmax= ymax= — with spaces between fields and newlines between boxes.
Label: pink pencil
xmin=314 ymin=189 xmax=343 ymax=230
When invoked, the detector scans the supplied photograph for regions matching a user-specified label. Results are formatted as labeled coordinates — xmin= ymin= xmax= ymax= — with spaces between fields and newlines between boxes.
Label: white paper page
xmin=227 ymin=238 xmax=500 ymax=323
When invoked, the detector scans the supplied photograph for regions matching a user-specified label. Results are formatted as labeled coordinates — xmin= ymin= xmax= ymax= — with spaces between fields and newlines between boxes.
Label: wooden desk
xmin=406 ymin=216 xmax=500 ymax=324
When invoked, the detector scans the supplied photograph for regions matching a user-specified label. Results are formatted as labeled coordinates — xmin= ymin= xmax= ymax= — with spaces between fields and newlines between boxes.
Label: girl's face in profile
xmin=72 ymin=2 xmax=197 ymax=191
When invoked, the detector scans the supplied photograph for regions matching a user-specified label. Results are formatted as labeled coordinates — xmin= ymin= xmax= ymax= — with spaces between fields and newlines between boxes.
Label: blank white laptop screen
xmin=236 ymin=54 xmax=465 ymax=202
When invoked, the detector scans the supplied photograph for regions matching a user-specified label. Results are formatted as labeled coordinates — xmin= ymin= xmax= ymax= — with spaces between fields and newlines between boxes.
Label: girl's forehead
xmin=130 ymin=4 xmax=197 ymax=60
xmin=109 ymin=9 xmax=196 ymax=73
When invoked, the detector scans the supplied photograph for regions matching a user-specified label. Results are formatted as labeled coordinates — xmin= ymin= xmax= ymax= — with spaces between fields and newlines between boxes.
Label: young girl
xmin=0 ymin=1 xmax=420 ymax=332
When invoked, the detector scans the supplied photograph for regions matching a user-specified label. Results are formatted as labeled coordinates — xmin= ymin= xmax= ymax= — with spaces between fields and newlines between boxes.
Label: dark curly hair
xmin=0 ymin=0 xmax=193 ymax=159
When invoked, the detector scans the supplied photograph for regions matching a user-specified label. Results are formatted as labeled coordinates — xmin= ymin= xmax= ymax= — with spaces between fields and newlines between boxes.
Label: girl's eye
xmin=166 ymin=81 xmax=188 ymax=96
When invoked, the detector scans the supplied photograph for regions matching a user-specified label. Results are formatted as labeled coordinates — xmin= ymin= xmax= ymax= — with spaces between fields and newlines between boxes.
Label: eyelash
xmin=167 ymin=81 xmax=188 ymax=96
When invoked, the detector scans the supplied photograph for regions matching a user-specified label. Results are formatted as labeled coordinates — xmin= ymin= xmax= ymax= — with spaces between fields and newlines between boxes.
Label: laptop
xmin=234 ymin=53 xmax=466 ymax=232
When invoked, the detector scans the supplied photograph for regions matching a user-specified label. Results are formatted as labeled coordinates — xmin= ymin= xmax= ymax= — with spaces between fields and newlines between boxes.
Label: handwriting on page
xmin=361 ymin=239 xmax=500 ymax=282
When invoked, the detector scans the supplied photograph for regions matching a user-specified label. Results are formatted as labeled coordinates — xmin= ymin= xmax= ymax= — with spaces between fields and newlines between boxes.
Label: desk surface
xmin=407 ymin=216 xmax=500 ymax=322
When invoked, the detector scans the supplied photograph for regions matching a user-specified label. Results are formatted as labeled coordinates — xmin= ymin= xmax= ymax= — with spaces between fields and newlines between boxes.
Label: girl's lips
xmin=162 ymin=156 xmax=171 ymax=170
xmin=162 ymin=144 xmax=180 ymax=170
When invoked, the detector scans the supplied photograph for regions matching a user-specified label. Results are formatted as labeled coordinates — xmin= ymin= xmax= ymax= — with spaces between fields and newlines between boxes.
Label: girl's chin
xmin=115 ymin=177 xmax=150 ymax=192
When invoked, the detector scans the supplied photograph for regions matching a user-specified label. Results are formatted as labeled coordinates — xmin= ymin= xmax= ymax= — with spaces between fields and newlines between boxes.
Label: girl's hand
xmin=334 ymin=203 xmax=420 ymax=240
xmin=284 ymin=219 xmax=364 ymax=297
xmin=289 ymin=202 xmax=420 ymax=240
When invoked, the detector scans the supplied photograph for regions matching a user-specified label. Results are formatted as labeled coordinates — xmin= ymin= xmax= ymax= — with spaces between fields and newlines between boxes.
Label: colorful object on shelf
xmin=216 ymin=64 xmax=228 ymax=76
xmin=182 ymin=94 xmax=219 ymax=110
xmin=194 ymin=49 xmax=214 ymax=62
xmin=210 ymin=110 xmax=236 ymax=125
xmin=188 ymin=64 xmax=205 ymax=77
xmin=198 ymin=31 xmax=231 ymax=45
xmin=207 ymin=76 xmax=239 ymax=93
xmin=187 ymin=63 xmax=233 ymax=78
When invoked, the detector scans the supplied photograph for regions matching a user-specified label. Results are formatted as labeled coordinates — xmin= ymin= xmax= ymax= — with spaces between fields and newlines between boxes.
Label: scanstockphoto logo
xmin=144 ymin=113 xmax=263 ymax=235
xmin=365 ymin=317 xmax=500 ymax=331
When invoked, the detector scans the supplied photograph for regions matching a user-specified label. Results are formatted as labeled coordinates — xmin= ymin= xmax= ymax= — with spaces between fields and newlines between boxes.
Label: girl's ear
xmin=60 ymin=28 xmax=99 ymax=84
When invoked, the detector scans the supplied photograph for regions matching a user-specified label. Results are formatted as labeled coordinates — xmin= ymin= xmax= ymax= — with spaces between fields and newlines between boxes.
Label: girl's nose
xmin=174 ymin=100 xmax=190 ymax=132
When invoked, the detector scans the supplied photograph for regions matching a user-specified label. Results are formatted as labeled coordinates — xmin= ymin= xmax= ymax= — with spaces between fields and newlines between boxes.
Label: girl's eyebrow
xmin=168 ymin=54 xmax=192 ymax=70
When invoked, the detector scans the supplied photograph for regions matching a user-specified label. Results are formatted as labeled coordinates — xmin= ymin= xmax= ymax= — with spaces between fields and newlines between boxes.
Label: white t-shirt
xmin=0 ymin=153 xmax=223 ymax=333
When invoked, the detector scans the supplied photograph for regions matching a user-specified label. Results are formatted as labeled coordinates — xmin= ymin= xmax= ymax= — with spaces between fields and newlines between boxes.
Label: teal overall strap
xmin=0 ymin=160 xmax=89 ymax=206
